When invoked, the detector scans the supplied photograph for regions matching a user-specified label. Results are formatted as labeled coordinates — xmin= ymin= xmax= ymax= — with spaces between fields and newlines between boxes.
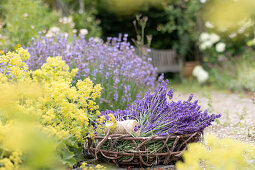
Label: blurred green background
xmin=1 ymin=0 xmax=255 ymax=92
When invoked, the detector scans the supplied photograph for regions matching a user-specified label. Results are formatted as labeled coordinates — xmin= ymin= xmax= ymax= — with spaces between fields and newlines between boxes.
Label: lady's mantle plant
xmin=0 ymin=48 xmax=105 ymax=167
xmin=176 ymin=134 xmax=255 ymax=169
xmin=102 ymin=80 xmax=221 ymax=137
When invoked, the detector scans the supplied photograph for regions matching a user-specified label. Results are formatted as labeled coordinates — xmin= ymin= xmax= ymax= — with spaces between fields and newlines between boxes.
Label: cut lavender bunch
xmin=102 ymin=80 xmax=221 ymax=137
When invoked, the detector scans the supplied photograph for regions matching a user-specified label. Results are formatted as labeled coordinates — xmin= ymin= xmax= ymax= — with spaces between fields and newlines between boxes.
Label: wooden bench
xmin=136 ymin=48 xmax=184 ymax=80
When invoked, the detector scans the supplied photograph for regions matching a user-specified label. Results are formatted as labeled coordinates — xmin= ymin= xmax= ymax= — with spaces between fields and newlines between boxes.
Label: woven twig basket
xmin=85 ymin=132 xmax=202 ymax=167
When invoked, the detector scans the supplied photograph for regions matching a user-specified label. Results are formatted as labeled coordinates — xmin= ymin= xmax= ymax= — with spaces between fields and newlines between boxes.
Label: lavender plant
xmin=102 ymin=80 xmax=221 ymax=137
xmin=26 ymin=34 xmax=158 ymax=111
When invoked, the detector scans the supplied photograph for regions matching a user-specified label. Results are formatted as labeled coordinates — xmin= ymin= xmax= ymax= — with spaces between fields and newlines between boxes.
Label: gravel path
xmin=173 ymin=91 xmax=255 ymax=143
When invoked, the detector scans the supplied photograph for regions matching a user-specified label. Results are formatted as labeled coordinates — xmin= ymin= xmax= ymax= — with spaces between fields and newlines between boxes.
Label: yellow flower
xmin=95 ymin=164 xmax=105 ymax=169
xmin=98 ymin=115 xmax=105 ymax=124
xmin=109 ymin=114 xmax=117 ymax=130
xmin=0 ymin=48 xmax=103 ymax=169
xmin=96 ymin=110 xmax=101 ymax=116
xmin=176 ymin=135 xmax=255 ymax=170
xmin=16 ymin=47 xmax=30 ymax=61
xmin=0 ymin=73 xmax=7 ymax=83
xmin=0 ymin=158 xmax=15 ymax=170
xmin=80 ymin=162 xmax=87 ymax=168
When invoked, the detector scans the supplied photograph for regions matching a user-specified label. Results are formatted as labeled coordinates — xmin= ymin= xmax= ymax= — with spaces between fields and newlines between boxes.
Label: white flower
xmin=46 ymin=27 xmax=60 ymax=37
xmin=200 ymin=41 xmax=213 ymax=50
xmin=192 ymin=65 xmax=202 ymax=77
xmin=199 ymin=33 xmax=210 ymax=42
xmin=200 ymin=0 xmax=207 ymax=3
xmin=199 ymin=43 xmax=207 ymax=50
xmin=72 ymin=29 xmax=77 ymax=34
xmin=62 ymin=16 xmax=72 ymax=24
xmin=31 ymin=25 xmax=35 ymax=29
xmin=58 ymin=18 xmax=63 ymax=23
xmin=67 ymin=16 xmax=73 ymax=23
xmin=205 ymin=21 xmax=214 ymax=28
xmin=50 ymin=27 xmax=60 ymax=33
xmin=63 ymin=32 xmax=68 ymax=38
xmin=62 ymin=17 xmax=67 ymax=24
xmin=210 ymin=33 xmax=220 ymax=44
xmin=193 ymin=65 xmax=209 ymax=84
xmin=229 ymin=33 xmax=237 ymax=38
xmin=238 ymin=26 xmax=246 ymax=34
xmin=197 ymin=70 xmax=209 ymax=84
xmin=46 ymin=33 xmax=53 ymax=38
xmin=80 ymin=29 xmax=88 ymax=36
xmin=216 ymin=42 xmax=226 ymax=53
xmin=23 ymin=13 xmax=28 ymax=17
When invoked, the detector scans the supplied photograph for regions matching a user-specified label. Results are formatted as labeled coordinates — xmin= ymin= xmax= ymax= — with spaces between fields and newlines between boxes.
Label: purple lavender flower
xmin=26 ymin=34 xmax=160 ymax=110
xmin=102 ymin=80 xmax=221 ymax=136
xmin=114 ymin=92 xmax=118 ymax=101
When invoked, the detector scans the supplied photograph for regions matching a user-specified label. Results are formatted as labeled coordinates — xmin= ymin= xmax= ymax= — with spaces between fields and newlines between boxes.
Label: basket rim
xmin=86 ymin=131 xmax=203 ymax=166
xmin=92 ymin=131 xmax=202 ymax=140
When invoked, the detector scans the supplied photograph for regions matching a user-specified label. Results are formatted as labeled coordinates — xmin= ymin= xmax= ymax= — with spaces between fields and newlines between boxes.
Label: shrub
xmin=26 ymin=34 xmax=159 ymax=111
xmin=0 ymin=0 xmax=58 ymax=48
xmin=209 ymin=49 xmax=255 ymax=92
xmin=97 ymin=0 xmax=201 ymax=59
xmin=161 ymin=0 xmax=201 ymax=57
xmin=0 ymin=48 xmax=104 ymax=167
xmin=72 ymin=12 xmax=102 ymax=38
xmin=0 ymin=83 xmax=64 ymax=169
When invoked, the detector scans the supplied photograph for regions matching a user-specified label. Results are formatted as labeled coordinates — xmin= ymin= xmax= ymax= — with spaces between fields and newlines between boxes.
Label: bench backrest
xmin=136 ymin=48 xmax=183 ymax=73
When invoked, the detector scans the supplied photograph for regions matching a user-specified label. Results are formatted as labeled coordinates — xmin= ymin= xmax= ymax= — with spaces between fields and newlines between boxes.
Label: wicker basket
xmin=85 ymin=132 xmax=202 ymax=167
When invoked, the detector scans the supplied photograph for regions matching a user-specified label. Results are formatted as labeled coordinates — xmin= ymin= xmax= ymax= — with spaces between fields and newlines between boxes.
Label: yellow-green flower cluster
xmin=33 ymin=61 xmax=101 ymax=141
xmin=0 ymin=47 xmax=30 ymax=82
xmin=34 ymin=57 xmax=102 ymax=140
xmin=0 ymin=48 xmax=102 ymax=141
xmin=0 ymin=81 xmax=62 ymax=170
xmin=0 ymin=48 xmax=106 ymax=168
xmin=176 ymin=134 xmax=255 ymax=170
xmin=108 ymin=114 xmax=117 ymax=130
xmin=80 ymin=162 xmax=106 ymax=170
xmin=0 ymin=122 xmax=23 ymax=170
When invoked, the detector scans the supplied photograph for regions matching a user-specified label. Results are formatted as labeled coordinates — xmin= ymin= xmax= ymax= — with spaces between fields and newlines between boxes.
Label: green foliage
xmin=98 ymin=0 xmax=167 ymax=16
xmin=210 ymin=49 xmax=255 ymax=92
xmin=1 ymin=0 xmax=58 ymax=48
xmin=72 ymin=11 xmax=102 ymax=38
xmin=56 ymin=138 xmax=77 ymax=167
xmin=97 ymin=0 xmax=201 ymax=61
xmin=132 ymin=15 xmax=152 ymax=58
xmin=97 ymin=6 xmax=172 ymax=49
xmin=161 ymin=0 xmax=201 ymax=57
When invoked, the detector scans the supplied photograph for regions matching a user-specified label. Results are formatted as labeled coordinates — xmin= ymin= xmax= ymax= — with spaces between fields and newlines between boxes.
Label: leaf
xmin=56 ymin=142 xmax=76 ymax=167
xmin=63 ymin=136 xmax=79 ymax=148
xmin=69 ymin=144 xmax=85 ymax=163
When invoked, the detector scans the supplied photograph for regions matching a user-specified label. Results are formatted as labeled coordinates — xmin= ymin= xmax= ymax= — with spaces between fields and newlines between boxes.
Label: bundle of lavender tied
xmin=98 ymin=80 xmax=221 ymax=156
xmin=102 ymin=80 xmax=221 ymax=137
